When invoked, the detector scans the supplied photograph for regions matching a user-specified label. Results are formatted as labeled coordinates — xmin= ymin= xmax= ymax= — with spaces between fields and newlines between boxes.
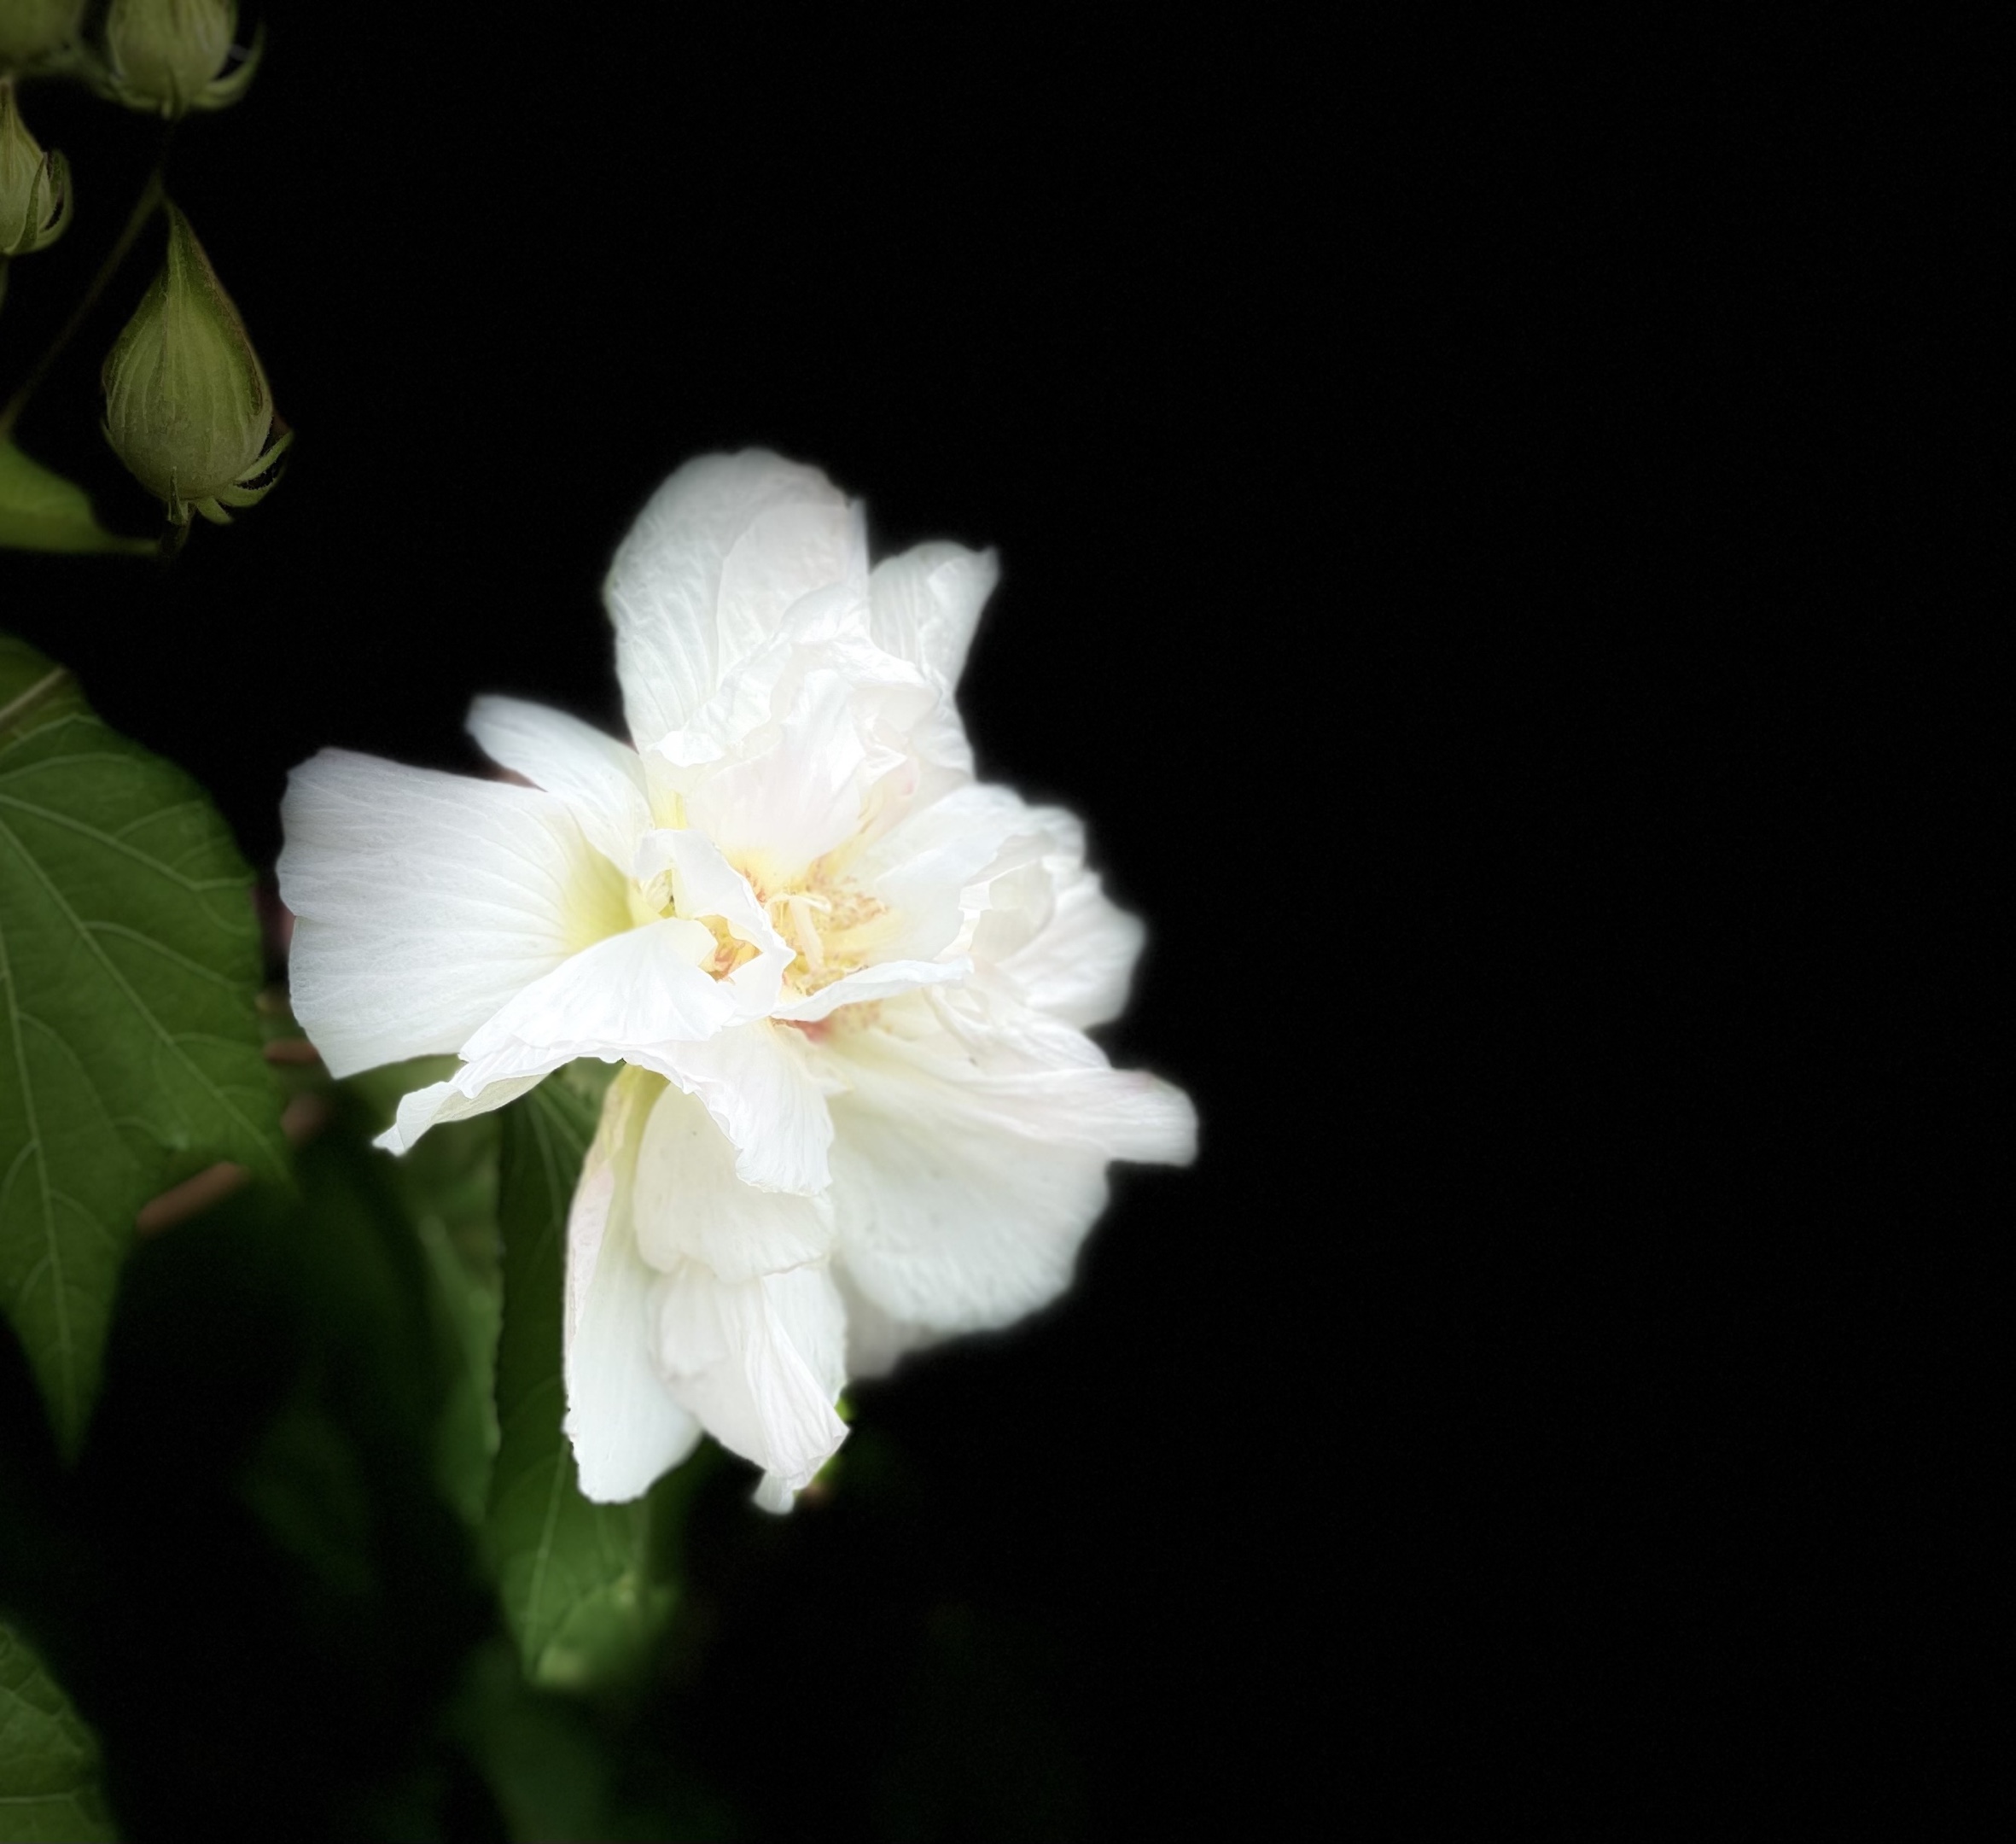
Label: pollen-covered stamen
xmin=777 ymin=892 xmax=829 ymax=971
xmin=764 ymin=879 xmax=895 ymax=995
xmin=628 ymin=868 xmax=762 ymax=982
xmin=700 ymin=916 xmax=758 ymax=979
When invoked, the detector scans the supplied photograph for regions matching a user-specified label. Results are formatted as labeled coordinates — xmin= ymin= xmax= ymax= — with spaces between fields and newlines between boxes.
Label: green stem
xmin=0 ymin=139 xmax=174 ymax=442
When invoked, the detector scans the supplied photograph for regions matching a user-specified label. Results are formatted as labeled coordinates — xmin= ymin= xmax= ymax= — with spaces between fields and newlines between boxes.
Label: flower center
xmin=626 ymin=858 xmax=898 ymax=995
xmin=765 ymin=878 xmax=894 ymax=995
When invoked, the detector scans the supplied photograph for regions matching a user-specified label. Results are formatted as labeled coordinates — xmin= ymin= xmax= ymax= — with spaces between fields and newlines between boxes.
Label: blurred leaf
xmin=340 ymin=1059 xmax=506 ymax=1527
xmin=453 ymin=1642 xmax=627 ymax=1843
xmin=454 ymin=1637 xmax=737 ymax=1844
xmin=410 ymin=1143 xmax=504 ymax=1529
xmin=485 ymin=1076 xmax=670 ymax=1689
xmin=0 ymin=635 xmax=284 ymax=1456
xmin=0 ymin=1618 xmax=118 ymax=1841
xmin=0 ymin=442 xmax=152 ymax=557
xmin=56 ymin=1116 xmax=499 ymax=1840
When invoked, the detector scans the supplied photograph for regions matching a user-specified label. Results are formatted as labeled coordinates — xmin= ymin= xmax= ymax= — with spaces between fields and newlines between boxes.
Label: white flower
xmin=277 ymin=452 xmax=1197 ymax=1508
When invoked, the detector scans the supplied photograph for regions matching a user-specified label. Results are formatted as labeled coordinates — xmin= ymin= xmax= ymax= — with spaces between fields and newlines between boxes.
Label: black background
xmin=1 ymin=8 xmax=1990 ymax=1838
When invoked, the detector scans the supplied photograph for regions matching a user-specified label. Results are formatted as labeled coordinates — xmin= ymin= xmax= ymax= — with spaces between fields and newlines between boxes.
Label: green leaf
xmin=485 ymin=1074 xmax=669 ymax=1689
xmin=0 ymin=1619 xmax=117 ymax=1842
xmin=408 ymin=1126 xmax=504 ymax=1530
xmin=55 ymin=1117 xmax=500 ymax=1838
xmin=0 ymin=635 xmax=285 ymax=1456
xmin=453 ymin=1639 xmax=736 ymax=1844
xmin=0 ymin=443 xmax=153 ymax=558
xmin=340 ymin=1058 xmax=506 ymax=1528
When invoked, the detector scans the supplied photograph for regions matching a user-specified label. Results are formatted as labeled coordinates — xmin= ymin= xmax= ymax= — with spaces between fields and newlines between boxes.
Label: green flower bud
xmin=102 ymin=200 xmax=289 ymax=529
xmin=99 ymin=0 xmax=260 ymax=117
xmin=0 ymin=1 xmax=84 ymax=75
xmin=0 ymin=78 xmax=69 ymax=257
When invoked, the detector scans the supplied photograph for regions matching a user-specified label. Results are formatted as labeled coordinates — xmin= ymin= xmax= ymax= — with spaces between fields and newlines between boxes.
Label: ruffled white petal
xmin=604 ymin=452 xmax=862 ymax=754
xmin=682 ymin=666 xmax=898 ymax=887
xmin=373 ymin=1062 xmax=556 ymax=1154
xmin=917 ymin=991 xmax=1199 ymax=1164
xmin=457 ymin=917 xmax=734 ymax=1065
xmin=769 ymin=958 xmax=968 ymax=1024
xmin=649 ymin=1259 xmax=848 ymax=1502
xmin=564 ymin=1073 xmax=704 ymax=1502
xmin=824 ymin=996 xmax=1197 ymax=1335
xmin=851 ymin=783 xmax=1057 ymax=964
xmin=994 ymin=867 xmax=1146 ymax=1028
xmin=710 ymin=504 xmax=869 ymax=701
xmin=826 ymin=1037 xmax=1114 ymax=1335
xmin=867 ymin=541 xmax=999 ymax=691
xmin=644 ymin=1021 xmax=835 ymax=1196
xmin=640 ymin=581 xmax=865 ymax=777
xmin=466 ymin=696 xmax=652 ymax=876
xmin=278 ymin=750 xmax=629 ymax=1079
xmin=631 ymin=1082 xmax=834 ymax=1283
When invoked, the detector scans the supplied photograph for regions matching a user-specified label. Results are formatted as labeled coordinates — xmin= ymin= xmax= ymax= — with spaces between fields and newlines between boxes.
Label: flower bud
xmin=0 ymin=1 xmax=84 ymax=75
xmin=102 ymin=200 xmax=289 ymax=528
xmin=98 ymin=0 xmax=260 ymax=117
xmin=0 ymin=78 xmax=69 ymax=257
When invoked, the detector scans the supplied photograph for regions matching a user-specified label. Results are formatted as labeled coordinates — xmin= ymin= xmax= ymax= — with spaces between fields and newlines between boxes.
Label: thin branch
xmin=0 ymin=129 xmax=176 ymax=441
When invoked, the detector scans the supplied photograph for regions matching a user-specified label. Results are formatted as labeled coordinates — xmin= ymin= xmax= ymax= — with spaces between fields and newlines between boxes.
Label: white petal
xmin=372 ymin=1063 xmax=555 ymax=1154
xmin=645 ymin=1021 xmax=835 ymax=1195
xmin=868 ymin=541 xmax=999 ymax=690
xmin=648 ymin=1259 xmax=848 ymax=1496
xmin=825 ymin=1036 xmax=1114 ymax=1334
xmin=644 ymin=578 xmax=923 ymax=781
xmin=832 ymin=1263 xmax=939 ymax=1380
xmin=646 ymin=633 xmax=794 ymax=773
xmin=916 ymin=993 xmax=1199 ymax=1165
xmin=278 ymin=750 xmax=629 ymax=1079
xmin=872 ymin=691 xmax=976 ymax=806
xmin=966 ymin=858 xmax=1057 ymax=967
xmin=853 ymin=783 xmax=1056 ymax=964
xmin=712 ymin=500 xmax=868 ymax=690
xmin=604 ymin=452 xmax=861 ymax=752
xmin=682 ymin=667 xmax=887 ymax=887
xmin=564 ymin=1071 xmax=704 ymax=1502
xmin=824 ymin=1001 xmax=1196 ymax=1335
xmin=770 ymin=958 xmax=969 ymax=1024
xmin=466 ymin=696 xmax=652 ymax=876
xmin=631 ymin=827 xmax=792 ymax=1017
xmin=458 ymin=917 xmax=735 ymax=1065
xmin=631 ymin=1081 xmax=834 ymax=1283
xmin=564 ymin=1068 xmax=645 ymax=1355
xmin=996 ymin=867 xmax=1146 ymax=1028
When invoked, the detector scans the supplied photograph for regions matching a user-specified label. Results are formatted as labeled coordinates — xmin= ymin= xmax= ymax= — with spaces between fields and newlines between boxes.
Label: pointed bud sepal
xmin=0 ymin=78 xmax=71 ymax=257
xmin=101 ymin=200 xmax=290 ymax=530
xmin=97 ymin=0 xmax=260 ymax=118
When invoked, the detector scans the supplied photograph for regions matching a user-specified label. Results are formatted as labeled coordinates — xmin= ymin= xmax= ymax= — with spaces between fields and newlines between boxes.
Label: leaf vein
xmin=0 ymin=815 xmax=280 ymax=1182
xmin=0 ymin=907 xmax=71 ymax=1427
xmin=0 ymin=791 xmax=246 ymax=894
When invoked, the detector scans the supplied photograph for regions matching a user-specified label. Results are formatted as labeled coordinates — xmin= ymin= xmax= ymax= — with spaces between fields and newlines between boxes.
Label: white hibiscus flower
xmin=277 ymin=452 xmax=1197 ymax=1509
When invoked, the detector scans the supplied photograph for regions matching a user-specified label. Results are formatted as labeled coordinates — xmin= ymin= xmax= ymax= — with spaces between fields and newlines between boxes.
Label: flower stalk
xmin=0 ymin=149 xmax=168 ymax=441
